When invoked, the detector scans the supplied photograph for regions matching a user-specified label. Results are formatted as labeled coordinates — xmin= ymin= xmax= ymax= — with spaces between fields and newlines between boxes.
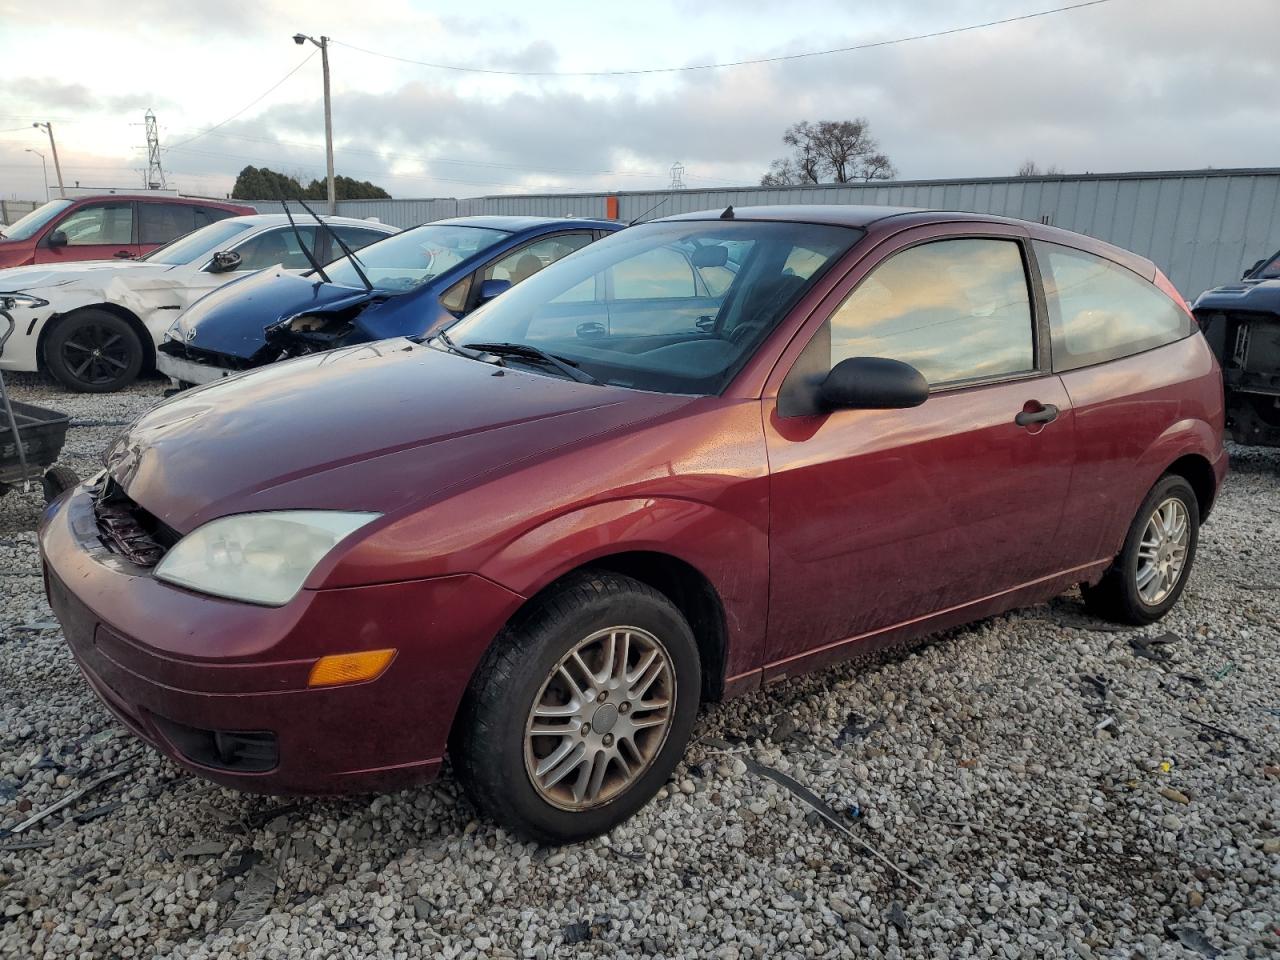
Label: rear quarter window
xmin=1035 ymin=241 xmax=1191 ymax=371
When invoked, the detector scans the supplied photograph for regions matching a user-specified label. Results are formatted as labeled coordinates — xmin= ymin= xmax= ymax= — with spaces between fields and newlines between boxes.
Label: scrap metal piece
xmin=8 ymin=766 xmax=131 ymax=835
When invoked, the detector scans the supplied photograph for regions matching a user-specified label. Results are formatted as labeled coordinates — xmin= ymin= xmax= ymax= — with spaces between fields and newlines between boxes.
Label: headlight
xmin=154 ymin=511 xmax=380 ymax=606
xmin=0 ymin=293 xmax=49 ymax=309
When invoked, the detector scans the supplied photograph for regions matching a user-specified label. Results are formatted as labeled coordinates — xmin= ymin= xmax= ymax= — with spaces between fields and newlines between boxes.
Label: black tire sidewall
xmin=458 ymin=575 xmax=701 ymax=844
xmin=45 ymin=311 xmax=143 ymax=393
xmin=1116 ymin=475 xmax=1200 ymax=623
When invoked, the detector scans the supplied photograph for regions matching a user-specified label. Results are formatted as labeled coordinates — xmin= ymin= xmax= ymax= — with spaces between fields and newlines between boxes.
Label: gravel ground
xmin=1 ymin=371 xmax=1277 ymax=960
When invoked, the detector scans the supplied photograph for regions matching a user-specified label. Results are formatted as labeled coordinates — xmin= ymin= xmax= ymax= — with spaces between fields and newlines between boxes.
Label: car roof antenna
xmin=281 ymin=200 xmax=331 ymax=283
xmin=627 ymin=197 xmax=668 ymax=227
xmin=297 ymin=198 xmax=374 ymax=292
xmin=719 ymin=205 xmax=734 ymax=220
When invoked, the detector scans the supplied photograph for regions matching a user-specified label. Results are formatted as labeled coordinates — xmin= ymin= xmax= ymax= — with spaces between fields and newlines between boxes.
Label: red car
xmin=40 ymin=206 xmax=1226 ymax=843
xmin=0 ymin=195 xmax=254 ymax=268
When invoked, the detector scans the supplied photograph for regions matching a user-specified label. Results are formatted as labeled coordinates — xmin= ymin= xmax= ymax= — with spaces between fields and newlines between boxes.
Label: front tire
xmin=45 ymin=309 xmax=144 ymax=393
xmin=451 ymin=571 xmax=701 ymax=844
xmin=1082 ymin=474 xmax=1199 ymax=625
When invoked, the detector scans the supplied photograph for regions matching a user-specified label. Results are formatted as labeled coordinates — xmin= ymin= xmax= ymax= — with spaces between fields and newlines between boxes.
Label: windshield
xmin=1254 ymin=251 xmax=1280 ymax=280
xmin=441 ymin=220 xmax=860 ymax=395
xmin=1 ymin=199 xmax=73 ymax=241
xmin=323 ymin=223 xmax=510 ymax=292
xmin=141 ymin=218 xmax=256 ymax=265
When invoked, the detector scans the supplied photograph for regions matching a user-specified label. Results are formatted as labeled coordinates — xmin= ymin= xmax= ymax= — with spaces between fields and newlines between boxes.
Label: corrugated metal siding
xmin=238 ymin=168 xmax=1280 ymax=296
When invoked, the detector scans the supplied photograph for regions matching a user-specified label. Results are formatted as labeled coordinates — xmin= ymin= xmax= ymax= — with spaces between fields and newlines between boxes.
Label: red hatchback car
xmin=40 ymin=206 xmax=1226 ymax=843
xmin=0 ymin=195 xmax=254 ymax=268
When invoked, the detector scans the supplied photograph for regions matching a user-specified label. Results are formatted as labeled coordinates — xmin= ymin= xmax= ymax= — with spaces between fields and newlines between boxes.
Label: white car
xmin=0 ymin=214 xmax=398 ymax=392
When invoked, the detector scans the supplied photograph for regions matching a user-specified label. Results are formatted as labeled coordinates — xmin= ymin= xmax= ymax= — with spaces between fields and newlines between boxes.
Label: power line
xmin=164 ymin=50 xmax=317 ymax=151
xmin=331 ymin=0 xmax=1116 ymax=78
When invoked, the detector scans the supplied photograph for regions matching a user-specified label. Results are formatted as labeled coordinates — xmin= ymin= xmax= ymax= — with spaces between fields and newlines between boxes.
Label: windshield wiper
xmin=281 ymin=201 xmax=331 ymax=283
xmin=297 ymin=198 xmax=374 ymax=292
xmin=430 ymin=328 xmax=491 ymax=361
xmin=462 ymin=341 xmax=600 ymax=385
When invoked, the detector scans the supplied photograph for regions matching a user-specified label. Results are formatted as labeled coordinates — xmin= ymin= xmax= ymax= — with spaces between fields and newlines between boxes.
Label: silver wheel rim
xmin=1136 ymin=496 xmax=1190 ymax=606
xmin=524 ymin=626 xmax=675 ymax=811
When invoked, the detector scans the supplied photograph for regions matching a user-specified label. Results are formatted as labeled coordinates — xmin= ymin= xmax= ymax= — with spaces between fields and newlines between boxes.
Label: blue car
xmin=156 ymin=216 xmax=622 ymax=386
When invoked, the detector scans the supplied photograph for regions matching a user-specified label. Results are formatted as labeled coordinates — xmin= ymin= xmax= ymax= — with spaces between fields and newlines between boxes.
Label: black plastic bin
xmin=0 ymin=400 xmax=71 ymax=488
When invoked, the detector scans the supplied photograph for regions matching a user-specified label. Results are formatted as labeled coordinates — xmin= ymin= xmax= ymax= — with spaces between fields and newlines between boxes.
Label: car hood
xmin=0 ymin=259 xmax=170 ymax=292
xmin=1193 ymin=278 xmax=1280 ymax=314
xmin=171 ymin=269 xmax=379 ymax=358
xmin=106 ymin=339 xmax=691 ymax=532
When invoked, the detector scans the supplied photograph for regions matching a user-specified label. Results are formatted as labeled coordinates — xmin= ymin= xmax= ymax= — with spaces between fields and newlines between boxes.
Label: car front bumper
xmin=0 ymin=303 xmax=54 ymax=373
xmin=155 ymin=351 xmax=240 ymax=387
xmin=39 ymin=484 xmax=526 ymax=794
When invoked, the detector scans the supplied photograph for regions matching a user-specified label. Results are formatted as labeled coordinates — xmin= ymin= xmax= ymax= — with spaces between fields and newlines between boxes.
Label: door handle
xmin=113 ymin=250 xmax=133 ymax=259
xmin=1015 ymin=402 xmax=1059 ymax=427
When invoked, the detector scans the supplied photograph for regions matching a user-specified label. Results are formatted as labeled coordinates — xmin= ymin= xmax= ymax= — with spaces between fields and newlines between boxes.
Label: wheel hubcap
xmin=1136 ymin=497 xmax=1190 ymax=606
xmin=62 ymin=322 xmax=130 ymax=386
xmin=524 ymin=626 xmax=675 ymax=811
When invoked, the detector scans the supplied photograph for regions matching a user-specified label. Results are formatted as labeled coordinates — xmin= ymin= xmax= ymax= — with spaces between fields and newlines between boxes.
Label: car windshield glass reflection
xmin=440 ymin=220 xmax=859 ymax=396
xmin=323 ymin=224 xmax=511 ymax=292
xmin=0 ymin=199 xmax=73 ymax=241
xmin=142 ymin=220 xmax=256 ymax=265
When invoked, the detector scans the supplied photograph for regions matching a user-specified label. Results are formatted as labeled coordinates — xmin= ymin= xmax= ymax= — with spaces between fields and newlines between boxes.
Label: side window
xmin=54 ymin=203 xmax=134 ymax=246
xmin=612 ymin=247 xmax=696 ymax=300
xmin=231 ymin=227 xmax=317 ymax=271
xmin=829 ymin=238 xmax=1035 ymax=386
xmin=330 ymin=226 xmax=389 ymax=253
xmin=440 ymin=275 xmax=472 ymax=315
xmin=139 ymin=203 xmax=196 ymax=245
xmin=482 ymin=233 xmax=593 ymax=286
xmin=1035 ymin=242 xmax=1191 ymax=370
xmin=194 ymin=207 xmax=233 ymax=227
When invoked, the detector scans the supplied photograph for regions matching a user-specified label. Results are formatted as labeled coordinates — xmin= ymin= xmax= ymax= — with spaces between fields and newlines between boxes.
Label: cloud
xmin=2 ymin=0 xmax=1278 ymax=201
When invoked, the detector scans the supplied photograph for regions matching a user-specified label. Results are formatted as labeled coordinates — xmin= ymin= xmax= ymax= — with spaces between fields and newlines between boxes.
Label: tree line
xmin=231 ymin=165 xmax=391 ymax=201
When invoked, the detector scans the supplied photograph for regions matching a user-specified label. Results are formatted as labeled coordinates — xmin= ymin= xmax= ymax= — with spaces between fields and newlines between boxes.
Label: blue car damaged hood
xmin=171 ymin=266 xmax=453 ymax=359
xmin=1193 ymin=277 xmax=1280 ymax=316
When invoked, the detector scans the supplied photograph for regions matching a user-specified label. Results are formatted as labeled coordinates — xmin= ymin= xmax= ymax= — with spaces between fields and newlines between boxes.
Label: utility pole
xmin=25 ymin=149 xmax=49 ymax=201
xmin=293 ymin=33 xmax=336 ymax=214
xmin=144 ymin=109 xmax=166 ymax=190
xmin=32 ymin=122 xmax=65 ymax=198
xmin=668 ymin=161 xmax=686 ymax=190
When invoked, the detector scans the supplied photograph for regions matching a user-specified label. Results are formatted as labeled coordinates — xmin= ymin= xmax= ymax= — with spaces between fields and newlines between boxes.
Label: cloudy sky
xmin=1 ymin=0 xmax=1275 ymax=203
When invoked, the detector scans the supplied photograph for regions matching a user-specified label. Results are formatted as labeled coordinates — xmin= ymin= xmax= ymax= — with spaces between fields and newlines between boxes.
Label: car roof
xmin=63 ymin=194 xmax=249 ymax=207
xmin=657 ymin=204 xmax=927 ymax=228
xmin=430 ymin=215 xmax=619 ymax=232
xmin=657 ymin=204 xmax=1156 ymax=278
xmin=223 ymin=214 xmax=398 ymax=230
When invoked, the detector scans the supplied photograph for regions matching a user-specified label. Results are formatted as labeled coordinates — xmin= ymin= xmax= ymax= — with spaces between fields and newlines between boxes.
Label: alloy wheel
xmin=1135 ymin=496 xmax=1190 ymax=606
xmin=60 ymin=321 xmax=132 ymax=387
xmin=524 ymin=626 xmax=675 ymax=811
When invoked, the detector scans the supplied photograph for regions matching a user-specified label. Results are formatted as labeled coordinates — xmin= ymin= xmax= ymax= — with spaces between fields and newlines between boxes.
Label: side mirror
xmin=819 ymin=357 xmax=929 ymax=411
xmin=208 ymin=250 xmax=242 ymax=273
xmin=476 ymin=278 xmax=511 ymax=305
xmin=1243 ymin=259 xmax=1265 ymax=280
xmin=46 ymin=229 xmax=67 ymax=248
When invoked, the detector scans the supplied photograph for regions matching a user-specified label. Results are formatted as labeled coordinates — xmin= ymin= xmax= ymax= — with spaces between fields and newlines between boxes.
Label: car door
xmin=37 ymin=201 xmax=139 ymax=263
xmin=763 ymin=225 xmax=1076 ymax=673
xmin=227 ymin=225 xmax=319 ymax=274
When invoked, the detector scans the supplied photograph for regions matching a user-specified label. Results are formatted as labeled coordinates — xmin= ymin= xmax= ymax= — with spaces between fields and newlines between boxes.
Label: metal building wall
xmin=239 ymin=168 xmax=1280 ymax=296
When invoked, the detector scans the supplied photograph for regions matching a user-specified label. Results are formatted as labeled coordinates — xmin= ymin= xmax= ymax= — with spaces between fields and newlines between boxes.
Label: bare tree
xmin=1017 ymin=160 xmax=1063 ymax=177
xmin=760 ymin=119 xmax=896 ymax=186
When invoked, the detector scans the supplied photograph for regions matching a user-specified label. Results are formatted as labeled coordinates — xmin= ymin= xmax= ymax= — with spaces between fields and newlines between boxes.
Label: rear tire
xmin=451 ymin=571 xmax=701 ymax=844
xmin=1082 ymin=474 xmax=1199 ymax=625
xmin=45 ymin=309 xmax=144 ymax=393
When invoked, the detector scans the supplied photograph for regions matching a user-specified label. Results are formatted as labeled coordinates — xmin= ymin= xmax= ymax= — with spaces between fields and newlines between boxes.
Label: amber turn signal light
xmin=307 ymin=649 xmax=396 ymax=687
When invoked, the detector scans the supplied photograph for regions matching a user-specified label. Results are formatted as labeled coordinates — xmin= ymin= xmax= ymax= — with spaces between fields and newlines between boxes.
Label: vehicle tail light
xmin=308 ymin=649 xmax=396 ymax=687
xmin=1154 ymin=269 xmax=1196 ymax=323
